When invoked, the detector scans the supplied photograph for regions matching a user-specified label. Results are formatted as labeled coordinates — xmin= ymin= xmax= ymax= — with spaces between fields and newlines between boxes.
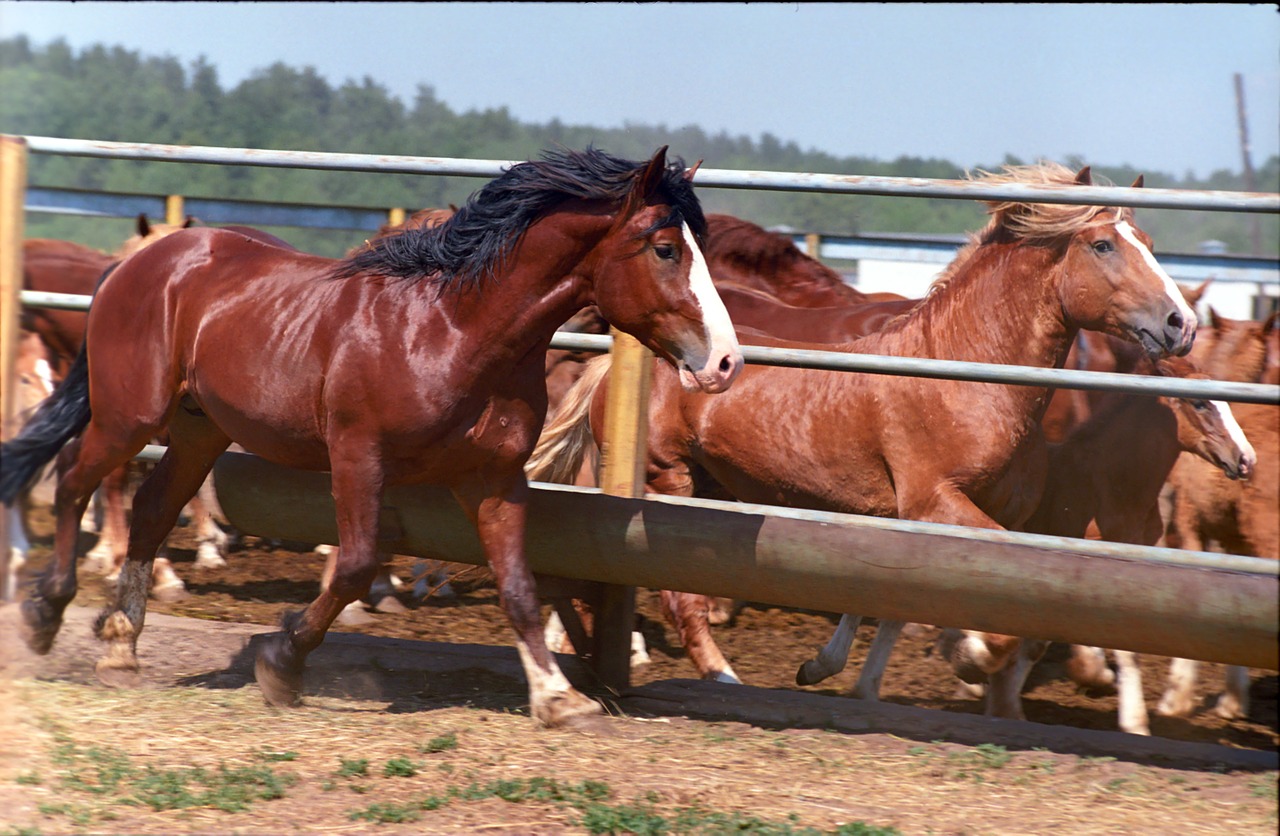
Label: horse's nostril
xmin=719 ymin=355 xmax=733 ymax=373
xmin=1167 ymin=311 xmax=1184 ymax=330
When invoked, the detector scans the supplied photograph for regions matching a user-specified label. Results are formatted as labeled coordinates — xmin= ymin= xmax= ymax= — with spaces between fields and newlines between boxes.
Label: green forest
xmin=2 ymin=36 xmax=1277 ymax=258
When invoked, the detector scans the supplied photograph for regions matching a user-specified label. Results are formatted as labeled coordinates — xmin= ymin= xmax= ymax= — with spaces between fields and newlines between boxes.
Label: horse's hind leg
xmin=849 ymin=619 xmax=905 ymax=701
xmin=94 ymin=417 xmax=230 ymax=687
xmin=796 ymin=614 xmax=861 ymax=686
xmin=659 ymin=590 xmax=741 ymax=684
xmin=256 ymin=445 xmax=390 ymax=707
xmin=190 ymin=475 xmax=229 ymax=569
xmin=21 ymin=428 xmax=148 ymax=654
xmin=83 ymin=464 xmax=129 ymax=576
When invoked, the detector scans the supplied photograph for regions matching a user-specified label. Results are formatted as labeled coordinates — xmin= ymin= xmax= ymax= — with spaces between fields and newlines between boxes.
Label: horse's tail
xmin=0 ymin=341 xmax=90 ymax=505
xmin=525 ymin=353 xmax=612 ymax=485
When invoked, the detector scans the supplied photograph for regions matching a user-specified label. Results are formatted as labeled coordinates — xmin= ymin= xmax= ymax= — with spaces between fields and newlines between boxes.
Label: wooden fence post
xmin=556 ymin=327 xmax=651 ymax=691
xmin=0 ymin=135 xmax=29 ymax=601
xmin=165 ymin=194 xmax=185 ymax=226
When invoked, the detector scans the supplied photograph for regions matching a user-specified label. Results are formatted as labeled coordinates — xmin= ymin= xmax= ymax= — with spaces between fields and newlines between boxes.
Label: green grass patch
xmin=342 ymin=776 xmax=898 ymax=834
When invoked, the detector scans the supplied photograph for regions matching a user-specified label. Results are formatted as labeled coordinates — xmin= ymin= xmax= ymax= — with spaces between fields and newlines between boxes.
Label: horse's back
xmin=23 ymin=238 xmax=114 ymax=295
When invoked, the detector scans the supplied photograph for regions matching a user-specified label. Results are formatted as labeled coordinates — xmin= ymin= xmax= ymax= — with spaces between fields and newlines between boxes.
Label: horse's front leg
xmin=453 ymin=474 xmax=601 ymax=728
xmin=255 ymin=449 xmax=384 ymax=707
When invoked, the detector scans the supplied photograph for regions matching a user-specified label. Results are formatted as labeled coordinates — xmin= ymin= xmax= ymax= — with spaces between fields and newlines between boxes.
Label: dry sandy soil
xmin=1 ymin=520 xmax=1276 ymax=835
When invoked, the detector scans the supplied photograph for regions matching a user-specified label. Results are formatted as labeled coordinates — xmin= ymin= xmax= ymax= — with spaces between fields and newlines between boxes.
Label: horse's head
xmin=590 ymin=147 xmax=742 ymax=393
xmin=1155 ymin=357 xmax=1256 ymax=481
xmin=5 ymin=332 xmax=56 ymax=438
xmin=1053 ymin=170 xmax=1196 ymax=358
xmin=116 ymin=213 xmax=198 ymax=260
xmin=1196 ymin=307 xmax=1278 ymax=384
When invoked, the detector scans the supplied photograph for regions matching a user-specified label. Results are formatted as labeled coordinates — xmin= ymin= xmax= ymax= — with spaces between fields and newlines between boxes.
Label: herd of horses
xmin=1 ymin=147 xmax=1275 ymax=737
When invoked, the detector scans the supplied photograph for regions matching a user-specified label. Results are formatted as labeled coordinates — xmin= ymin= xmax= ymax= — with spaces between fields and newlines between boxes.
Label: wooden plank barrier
xmin=212 ymin=451 xmax=1278 ymax=672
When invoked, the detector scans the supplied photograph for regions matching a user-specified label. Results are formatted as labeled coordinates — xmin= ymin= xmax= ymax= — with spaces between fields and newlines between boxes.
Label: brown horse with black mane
xmin=0 ymin=146 xmax=743 ymax=729
xmin=530 ymin=163 xmax=1197 ymax=702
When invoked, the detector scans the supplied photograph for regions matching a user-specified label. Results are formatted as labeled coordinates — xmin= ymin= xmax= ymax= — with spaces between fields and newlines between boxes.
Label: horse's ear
xmin=1130 ymin=174 xmax=1145 ymax=189
xmin=183 ymin=215 xmax=197 ymax=228
xmin=617 ymin=145 xmax=669 ymax=225
xmin=1207 ymin=306 xmax=1222 ymax=329
xmin=1186 ymin=278 xmax=1211 ymax=306
xmin=636 ymin=145 xmax=669 ymax=198
xmin=136 ymin=213 xmax=151 ymax=237
xmin=684 ymin=159 xmax=704 ymax=182
xmin=1263 ymin=309 xmax=1279 ymax=334
xmin=1073 ymin=166 xmax=1093 ymax=186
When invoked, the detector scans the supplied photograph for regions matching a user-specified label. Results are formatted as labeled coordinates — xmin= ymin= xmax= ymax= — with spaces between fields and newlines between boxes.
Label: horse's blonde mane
xmin=920 ymin=161 xmax=1133 ymax=302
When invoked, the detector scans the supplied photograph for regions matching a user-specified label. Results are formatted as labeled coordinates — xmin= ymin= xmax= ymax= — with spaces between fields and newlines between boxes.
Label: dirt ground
xmin=1 ymin=518 xmax=1277 ymax=834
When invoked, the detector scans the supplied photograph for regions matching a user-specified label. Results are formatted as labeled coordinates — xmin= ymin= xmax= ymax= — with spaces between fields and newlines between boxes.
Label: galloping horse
xmin=1156 ymin=309 xmax=1278 ymax=724
xmin=0 ymin=146 xmax=743 ymax=728
xmin=531 ymin=163 xmax=1196 ymax=703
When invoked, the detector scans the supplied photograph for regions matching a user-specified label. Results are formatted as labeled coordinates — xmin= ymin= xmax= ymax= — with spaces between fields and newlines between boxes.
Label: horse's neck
xmin=862 ymin=242 xmax=1074 ymax=417
xmin=1073 ymin=395 xmax=1182 ymax=504
xmin=446 ymin=222 xmax=598 ymax=368
xmin=893 ymin=243 xmax=1069 ymax=359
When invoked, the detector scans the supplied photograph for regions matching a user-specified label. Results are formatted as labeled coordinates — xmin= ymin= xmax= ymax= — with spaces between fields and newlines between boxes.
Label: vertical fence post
xmin=0 ymin=135 xmax=29 ymax=601
xmin=387 ymin=207 xmax=406 ymax=228
xmin=805 ymin=232 xmax=821 ymax=260
xmin=578 ymin=328 xmax=653 ymax=691
xmin=165 ymin=194 xmax=185 ymax=226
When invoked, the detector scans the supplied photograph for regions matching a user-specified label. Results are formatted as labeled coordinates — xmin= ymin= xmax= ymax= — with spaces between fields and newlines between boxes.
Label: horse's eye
xmin=1091 ymin=240 xmax=1114 ymax=254
xmin=653 ymin=243 xmax=677 ymax=261
xmin=1190 ymin=400 xmax=1209 ymax=412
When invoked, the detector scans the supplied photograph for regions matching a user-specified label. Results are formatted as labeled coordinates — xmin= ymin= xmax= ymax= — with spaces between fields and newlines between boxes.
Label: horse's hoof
xmin=95 ymin=662 xmax=142 ymax=689
xmin=536 ymin=690 xmax=602 ymax=729
xmin=255 ymin=638 xmax=304 ymax=707
xmin=335 ymin=604 xmax=376 ymax=627
xmin=370 ymin=595 xmax=409 ymax=615
xmin=18 ymin=598 xmax=62 ymax=655
xmin=559 ymin=711 xmax=615 ymax=736
xmin=151 ymin=583 xmax=189 ymax=603
xmin=795 ymin=661 xmax=827 ymax=686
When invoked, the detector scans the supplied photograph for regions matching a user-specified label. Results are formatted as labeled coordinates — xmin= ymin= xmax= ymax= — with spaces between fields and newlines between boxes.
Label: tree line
xmin=2 ymin=36 xmax=1276 ymax=258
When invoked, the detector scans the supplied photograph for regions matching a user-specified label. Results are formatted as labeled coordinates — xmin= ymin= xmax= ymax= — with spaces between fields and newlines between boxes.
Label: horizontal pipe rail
xmin=22 ymin=136 xmax=1280 ymax=213
xmin=17 ymin=290 xmax=1280 ymax=404
xmin=211 ymin=452 xmax=1278 ymax=670
xmin=25 ymin=185 xmax=1280 ymax=286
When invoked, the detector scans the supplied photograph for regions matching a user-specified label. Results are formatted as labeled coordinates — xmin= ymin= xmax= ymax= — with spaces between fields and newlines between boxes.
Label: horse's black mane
xmin=332 ymin=146 xmax=705 ymax=289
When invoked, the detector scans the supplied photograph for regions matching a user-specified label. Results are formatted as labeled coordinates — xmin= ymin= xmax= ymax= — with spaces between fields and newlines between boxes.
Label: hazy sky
xmin=2 ymin=2 xmax=1277 ymax=179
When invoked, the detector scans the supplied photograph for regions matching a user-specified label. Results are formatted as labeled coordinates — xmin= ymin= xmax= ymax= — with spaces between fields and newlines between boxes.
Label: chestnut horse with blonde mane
xmin=0 ymin=146 xmax=744 ymax=729
xmin=530 ymin=162 xmax=1197 ymax=704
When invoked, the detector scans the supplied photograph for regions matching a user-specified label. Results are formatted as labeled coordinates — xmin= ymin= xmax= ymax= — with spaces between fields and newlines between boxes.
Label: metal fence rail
xmin=22 ymin=135 xmax=1280 ymax=213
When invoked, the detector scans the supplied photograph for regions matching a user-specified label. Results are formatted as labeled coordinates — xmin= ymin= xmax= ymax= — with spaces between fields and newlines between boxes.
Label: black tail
xmin=0 ymin=342 xmax=91 ymax=505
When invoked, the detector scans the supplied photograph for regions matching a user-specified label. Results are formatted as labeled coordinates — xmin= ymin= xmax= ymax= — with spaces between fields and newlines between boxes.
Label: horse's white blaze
xmin=1116 ymin=220 xmax=1196 ymax=326
xmin=33 ymin=357 xmax=55 ymax=397
xmin=681 ymin=222 xmax=742 ymax=390
xmin=1210 ymin=400 xmax=1256 ymax=467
